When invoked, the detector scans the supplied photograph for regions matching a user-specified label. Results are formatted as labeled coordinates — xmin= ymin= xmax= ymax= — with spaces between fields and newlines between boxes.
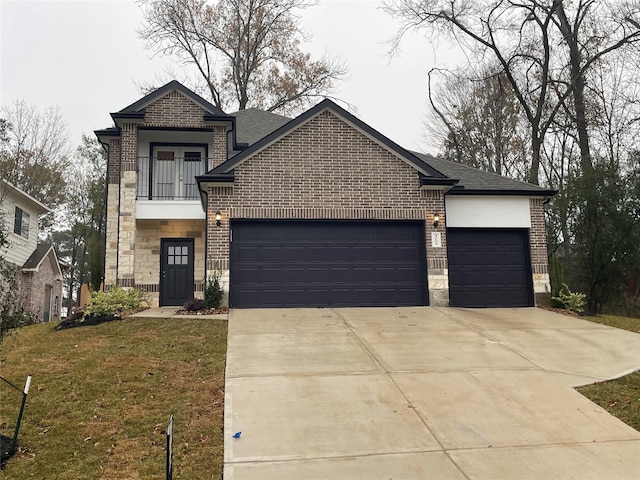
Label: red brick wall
xmin=20 ymin=253 xmax=62 ymax=322
xmin=529 ymin=198 xmax=549 ymax=274
xmin=206 ymin=110 xmax=447 ymax=288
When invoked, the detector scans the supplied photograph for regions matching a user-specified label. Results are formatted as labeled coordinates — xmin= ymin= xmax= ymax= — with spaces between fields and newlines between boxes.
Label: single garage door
xmin=230 ymin=220 xmax=428 ymax=308
xmin=447 ymin=228 xmax=534 ymax=307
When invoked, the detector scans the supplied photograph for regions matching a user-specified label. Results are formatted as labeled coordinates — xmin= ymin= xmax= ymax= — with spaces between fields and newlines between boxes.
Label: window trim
xmin=14 ymin=206 xmax=30 ymax=239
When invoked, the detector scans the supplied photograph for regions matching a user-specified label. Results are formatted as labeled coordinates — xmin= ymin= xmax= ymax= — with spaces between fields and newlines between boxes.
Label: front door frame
xmin=160 ymin=238 xmax=195 ymax=306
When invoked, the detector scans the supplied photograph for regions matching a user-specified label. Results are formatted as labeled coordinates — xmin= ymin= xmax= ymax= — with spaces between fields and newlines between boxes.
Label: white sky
xmin=1 ymin=0 xmax=464 ymax=153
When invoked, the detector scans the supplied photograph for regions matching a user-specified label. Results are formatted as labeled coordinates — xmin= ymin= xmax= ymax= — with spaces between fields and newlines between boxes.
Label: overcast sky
xmin=1 ymin=0 xmax=464 ymax=153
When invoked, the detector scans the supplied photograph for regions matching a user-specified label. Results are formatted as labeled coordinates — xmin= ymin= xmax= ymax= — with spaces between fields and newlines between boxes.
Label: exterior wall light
xmin=433 ymin=212 xmax=440 ymax=228
xmin=215 ymin=210 xmax=222 ymax=227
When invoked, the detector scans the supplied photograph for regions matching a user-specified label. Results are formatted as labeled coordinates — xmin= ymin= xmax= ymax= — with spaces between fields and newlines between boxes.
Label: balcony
xmin=135 ymin=156 xmax=212 ymax=220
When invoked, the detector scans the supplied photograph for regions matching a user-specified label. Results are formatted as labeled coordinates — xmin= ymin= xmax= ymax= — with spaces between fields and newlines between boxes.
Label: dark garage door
xmin=229 ymin=220 xmax=428 ymax=308
xmin=447 ymin=228 xmax=534 ymax=308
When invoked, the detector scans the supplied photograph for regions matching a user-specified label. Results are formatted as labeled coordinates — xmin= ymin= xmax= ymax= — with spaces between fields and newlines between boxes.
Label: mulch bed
xmin=55 ymin=314 xmax=120 ymax=330
xmin=176 ymin=307 xmax=229 ymax=315
xmin=54 ymin=307 xmax=149 ymax=330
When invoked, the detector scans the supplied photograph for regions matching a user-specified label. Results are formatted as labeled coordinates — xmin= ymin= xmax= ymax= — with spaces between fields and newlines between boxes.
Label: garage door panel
xmin=447 ymin=228 xmax=533 ymax=308
xmin=230 ymin=220 xmax=428 ymax=308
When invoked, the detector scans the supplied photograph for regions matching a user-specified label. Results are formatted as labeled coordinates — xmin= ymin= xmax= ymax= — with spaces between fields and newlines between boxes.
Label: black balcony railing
xmin=137 ymin=157 xmax=212 ymax=200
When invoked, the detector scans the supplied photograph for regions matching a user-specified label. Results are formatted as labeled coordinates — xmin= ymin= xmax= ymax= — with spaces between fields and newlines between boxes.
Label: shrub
xmin=203 ymin=273 xmax=223 ymax=310
xmin=183 ymin=298 xmax=205 ymax=311
xmin=83 ymin=287 xmax=146 ymax=318
xmin=552 ymin=283 xmax=587 ymax=314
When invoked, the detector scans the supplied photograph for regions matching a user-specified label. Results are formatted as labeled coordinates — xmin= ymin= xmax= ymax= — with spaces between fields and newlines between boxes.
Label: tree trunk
xmin=529 ymin=133 xmax=541 ymax=185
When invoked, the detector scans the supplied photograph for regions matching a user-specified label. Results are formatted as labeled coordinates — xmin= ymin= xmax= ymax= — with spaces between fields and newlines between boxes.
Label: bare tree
xmin=0 ymin=100 xmax=72 ymax=210
xmin=138 ymin=0 xmax=348 ymax=115
xmin=426 ymin=66 xmax=529 ymax=180
xmin=384 ymin=0 xmax=640 ymax=185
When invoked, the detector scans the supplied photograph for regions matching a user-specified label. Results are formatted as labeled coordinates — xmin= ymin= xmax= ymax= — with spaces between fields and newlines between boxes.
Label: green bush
xmin=552 ymin=283 xmax=587 ymax=314
xmin=203 ymin=273 xmax=223 ymax=310
xmin=83 ymin=287 xmax=146 ymax=318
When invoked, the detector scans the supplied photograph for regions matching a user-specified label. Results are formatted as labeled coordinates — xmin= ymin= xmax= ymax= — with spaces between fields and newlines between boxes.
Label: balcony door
xmin=152 ymin=145 xmax=206 ymax=199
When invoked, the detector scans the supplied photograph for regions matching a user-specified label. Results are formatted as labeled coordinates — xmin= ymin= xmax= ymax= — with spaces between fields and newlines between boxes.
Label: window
xmin=14 ymin=206 xmax=30 ymax=239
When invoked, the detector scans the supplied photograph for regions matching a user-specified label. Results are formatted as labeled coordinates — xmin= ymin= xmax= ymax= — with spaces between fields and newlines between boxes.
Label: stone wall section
xmin=206 ymin=111 xmax=448 ymax=305
xmin=135 ymin=219 xmax=206 ymax=306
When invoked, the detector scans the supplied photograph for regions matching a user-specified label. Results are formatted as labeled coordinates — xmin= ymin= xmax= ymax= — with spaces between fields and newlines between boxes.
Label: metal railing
xmin=137 ymin=157 xmax=212 ymax=200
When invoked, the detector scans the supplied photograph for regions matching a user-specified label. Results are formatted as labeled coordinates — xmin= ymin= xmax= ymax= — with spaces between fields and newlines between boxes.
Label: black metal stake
xmin=166 ymin=414 xmax=173 ymax=480
xmin=11 ymin=375 xmax=31 ymax=454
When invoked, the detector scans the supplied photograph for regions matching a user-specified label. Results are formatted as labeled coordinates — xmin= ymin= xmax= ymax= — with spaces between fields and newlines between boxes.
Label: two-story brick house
xmin=0 ymin=179 xmax=63 ymax=322
xmin=96 ymin=81 xmax=554 ymax=309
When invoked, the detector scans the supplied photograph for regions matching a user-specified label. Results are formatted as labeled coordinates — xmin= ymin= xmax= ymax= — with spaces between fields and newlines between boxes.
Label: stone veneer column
xmin=104 ymin=138 xmax=121 ymax=286
xmin=117 ymin=123 xmax=138 ymax=287
xmin=423 ymin=189 xmax=449 ymax=306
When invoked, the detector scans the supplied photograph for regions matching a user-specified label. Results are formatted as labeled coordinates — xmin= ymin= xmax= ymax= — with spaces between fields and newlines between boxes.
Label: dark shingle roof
xmin=413 ymin=152 xmax=556 ymax=196
xmin=231 ymin=108 xmax=291 ymax=147
xmin=22 ymin=244 xmax=55 ymax=270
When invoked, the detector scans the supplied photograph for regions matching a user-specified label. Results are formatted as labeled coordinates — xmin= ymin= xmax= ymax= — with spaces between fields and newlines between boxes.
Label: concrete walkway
xmin=224 ymin=307 xmax=640 ymax=479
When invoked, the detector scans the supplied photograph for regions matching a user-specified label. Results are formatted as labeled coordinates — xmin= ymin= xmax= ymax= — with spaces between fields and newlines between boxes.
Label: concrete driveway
xmin=224 ymin=307 xmax=640 ymax=479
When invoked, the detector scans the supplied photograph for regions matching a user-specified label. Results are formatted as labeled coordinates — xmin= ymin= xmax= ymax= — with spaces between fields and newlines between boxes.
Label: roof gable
xmin=206 ymin=99 xmax=453 ymax=183
xmin=22 ymin=244 xmax=62 ymax=276
xmin=111 ymin=80 xmax=231 ymax=123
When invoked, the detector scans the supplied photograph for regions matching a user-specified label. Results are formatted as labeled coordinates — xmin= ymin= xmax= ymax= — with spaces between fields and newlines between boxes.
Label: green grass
xmin=0 ymin=317 xmax=227 ymax=479
xmin=577 ymin=313 xmax=640 ymax=432
xmin=583 ymin=313 xmax=640 ymax=334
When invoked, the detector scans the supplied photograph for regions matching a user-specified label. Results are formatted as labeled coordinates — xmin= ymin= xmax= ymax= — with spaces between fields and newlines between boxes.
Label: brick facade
xmin=20 ymin=253 xmax=62 ymax=322
xmin=529 ymin=198 xmax=551 ymax=298
xmin=103 ymin=89 xmax=227 ymax=306
xmin=206 ymin=111 xmax=449 ymax=305
xmin=101 ymin=83 xmax=552 ymax=309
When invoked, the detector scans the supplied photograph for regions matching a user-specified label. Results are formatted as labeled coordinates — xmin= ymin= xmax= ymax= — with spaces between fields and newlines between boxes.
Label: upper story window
xmin=14 ymin=206 xmax=30 ymax=239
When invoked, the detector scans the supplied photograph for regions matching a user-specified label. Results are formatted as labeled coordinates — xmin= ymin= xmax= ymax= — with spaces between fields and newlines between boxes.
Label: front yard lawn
xmin=0 ymin=317 xmax=227 ymax=479
xmin=577 ymin=314 xmax=640 ymax=432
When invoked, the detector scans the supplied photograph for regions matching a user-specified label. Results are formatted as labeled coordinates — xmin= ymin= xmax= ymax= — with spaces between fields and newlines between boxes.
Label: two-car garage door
xmin=229 ymin=220 xmax=429 ymax=308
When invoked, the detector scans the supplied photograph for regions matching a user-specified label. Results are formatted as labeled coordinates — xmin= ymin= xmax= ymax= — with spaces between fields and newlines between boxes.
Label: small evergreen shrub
xmin=83 ymin=287 xmax=146 ymax=318
xmin=203 ymin=273 xmax=223 ymax=310
xmin=183 ymin=298 xmax=205 ymax=311
xmin=552 ymin=283 xmax=587 ymax=314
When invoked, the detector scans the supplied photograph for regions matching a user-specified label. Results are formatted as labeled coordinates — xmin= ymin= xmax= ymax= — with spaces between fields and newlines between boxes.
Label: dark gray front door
xmin=229 ymin=220 xmax=428 ymax=308
xmin=160 ymin=239 xmax=194 ymax=306
xmin=447 ymin=228 xmax=534 ymax=307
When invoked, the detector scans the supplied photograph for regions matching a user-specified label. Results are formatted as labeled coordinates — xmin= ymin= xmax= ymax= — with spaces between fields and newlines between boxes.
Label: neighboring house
xmin=0 ymin=179 xmax=63 ymax=321
xmin=96 ymin=80 xmax=555 ymax=309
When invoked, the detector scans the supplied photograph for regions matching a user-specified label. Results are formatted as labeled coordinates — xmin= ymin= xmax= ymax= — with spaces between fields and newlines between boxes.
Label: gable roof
xmin=111 ymin=80 xmax=232 ymax=124
xmin=202 ymin=99 xmax=455 ymax=186
xmin=22 ymin=244 xmax=62 ymax=276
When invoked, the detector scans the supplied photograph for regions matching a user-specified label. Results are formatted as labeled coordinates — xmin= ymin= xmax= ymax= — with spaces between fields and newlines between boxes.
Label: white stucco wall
xmin=445 ymin=196 xmax=531 ymax=228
